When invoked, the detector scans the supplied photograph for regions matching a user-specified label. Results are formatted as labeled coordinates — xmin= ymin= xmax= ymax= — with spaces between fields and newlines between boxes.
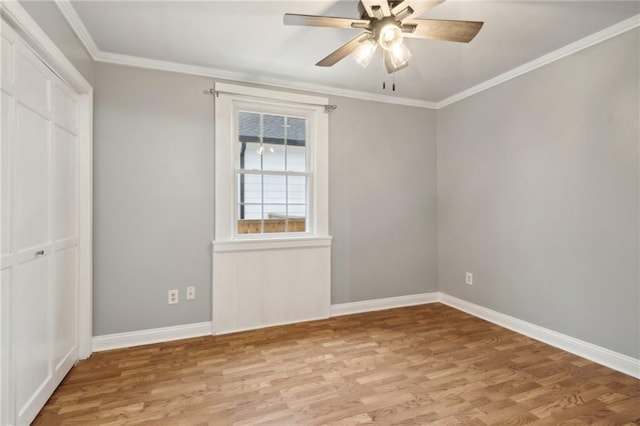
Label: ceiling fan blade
xmin=391 ymin=0 xmax=446 ymax=21
xmin=316 ymin=33 xmax=371 ymax=67
xmin=360 ymin=0 xmax=391 ymax=18
xmin=284 ymin=14 xmax=370 ymax=29
xmin=383 ymin=50 xmax=409 ymax=74
xmin=403 ymin=19 xmax=484 ymax=43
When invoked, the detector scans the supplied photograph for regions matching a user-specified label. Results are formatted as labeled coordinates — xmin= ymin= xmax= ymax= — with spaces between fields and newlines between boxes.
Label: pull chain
xmin=382 ymin=74 xmax=398 ymax=91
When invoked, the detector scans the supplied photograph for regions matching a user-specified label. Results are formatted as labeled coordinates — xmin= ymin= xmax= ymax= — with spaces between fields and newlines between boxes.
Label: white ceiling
xmin=68 ymin=1 xmax=639 ymax=104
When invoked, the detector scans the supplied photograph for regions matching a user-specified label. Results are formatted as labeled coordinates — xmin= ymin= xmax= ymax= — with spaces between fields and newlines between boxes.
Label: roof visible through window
xmin=238 ymin=112 xmax=306 ymax=146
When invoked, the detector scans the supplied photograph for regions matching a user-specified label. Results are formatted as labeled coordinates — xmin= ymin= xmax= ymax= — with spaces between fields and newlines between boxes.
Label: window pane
xmin=287 ymin=117 xmax=306 ymax=173
xmin=287 ymin=205 xmax=306 ymax=233
xmin=238 ymin=112 xmax=260 ymax=143
xmin=288 ymin=175 xmax=306 ymax=233
xmin=264 ymin=114 xmax=284 ymax=143
xmin=261 ymin=143 xmax=285 ymax=171
xmin=263 ymin=115 xmax=285 ymax=171
xmin=237 ymin=172 xmax=262 ymax=233
xmin=287 ymin=175 xmax=306 ymax=205
xmin=263 ymin=204 xmax=287 ymax=234
xmin=242 ymin=204 xmax=262 ymax=219
xmin=238 ymin=173 xmax=262 ymax=208
xmin=287 ymin=117 xmax=306 ymax=145
xmin=263 ymin=174 xmax=286 ymax=205
xmin=238 ymin=112 xmax=261 ymax=171
xmin=239 ymin=142 xmax=262 ymax=170
xmin=287 ymin=144 xmax=306 ymax=172
xmin=237 ymin=208 xmax=262 ymax=234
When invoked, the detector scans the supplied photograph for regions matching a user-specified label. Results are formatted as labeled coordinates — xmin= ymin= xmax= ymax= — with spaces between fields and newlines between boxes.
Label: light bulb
xmin=353 ymin=38 xmax=377 ymax=68
xmin=378 ymin=24 xmax=403 ymax=51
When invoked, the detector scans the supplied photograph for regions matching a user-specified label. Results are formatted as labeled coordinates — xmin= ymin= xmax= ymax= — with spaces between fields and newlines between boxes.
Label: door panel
xmin=54 ymin=85 xmax=77 ymax=135
xmin=14 ymin=103 xmax=50 ymax=251
xmin=15 ymin=49 xmax=49 ymax=118
xmin=14 ymin=257 xmax=53 ymax=424
xmin=53 ymin=247 xmax=77 ymax=376
xmin=53 ymin=126 xmax=77 ymax=241
xmin=1 ymin=31 xmax=14 ymax=91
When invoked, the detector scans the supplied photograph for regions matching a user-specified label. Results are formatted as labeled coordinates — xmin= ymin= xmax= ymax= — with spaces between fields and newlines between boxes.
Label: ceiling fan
xmin=283 ymin=0 xmax=484 ymax=74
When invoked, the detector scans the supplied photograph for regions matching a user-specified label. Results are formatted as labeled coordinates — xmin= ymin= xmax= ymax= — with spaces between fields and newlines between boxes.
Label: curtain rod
xmin=208 ymin=88 xmax=337 ymax=113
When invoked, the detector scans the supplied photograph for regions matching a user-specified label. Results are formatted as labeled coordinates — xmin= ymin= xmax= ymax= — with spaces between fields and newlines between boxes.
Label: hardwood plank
xmin=34 ymin=304 xmax=640 ymax=425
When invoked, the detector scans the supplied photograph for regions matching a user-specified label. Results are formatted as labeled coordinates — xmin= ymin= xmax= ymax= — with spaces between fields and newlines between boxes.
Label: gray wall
xmin=93 ymin=63 xmax=214 ymax=335
xmin=329 ymin=97 xmax=438 ymax=303
xmin=19 ymin=0 xmax=94 ymax=85
xmin=437 ymin=29 xmax=639 ymax=358
xmin=92 ymin=64 xmax=438 ymax=334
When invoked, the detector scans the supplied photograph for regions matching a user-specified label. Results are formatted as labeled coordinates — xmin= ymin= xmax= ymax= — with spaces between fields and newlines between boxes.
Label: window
xmin=236 ymin=110 xmax=309 ymax=235
xmin=214 ymin=82 xmax=329 ymax=243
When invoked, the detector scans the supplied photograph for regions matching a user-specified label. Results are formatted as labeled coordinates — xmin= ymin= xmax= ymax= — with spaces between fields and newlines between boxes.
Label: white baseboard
xmin=89 ymin=294 xmax=639 ymax=380
xmin=92 ymin=321 xmax=212 ymax=352
xmin=91 ymin=293 xmax=438 ymax=352
xmin=439 ymin=293 xmax=640 ymax=379
xmin=330 ymin=292 xmax=439 ymax=317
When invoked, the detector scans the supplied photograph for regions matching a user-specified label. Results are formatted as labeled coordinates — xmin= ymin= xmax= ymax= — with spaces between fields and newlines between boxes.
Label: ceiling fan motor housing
xmin=373 ymin=18 xmax=404 ymax=50
xmin=358 ymin=0 xmax=405 ymax=19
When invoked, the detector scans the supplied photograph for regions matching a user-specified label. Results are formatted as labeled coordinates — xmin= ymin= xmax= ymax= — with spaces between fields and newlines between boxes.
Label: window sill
xmin=212 ymin=236 xmax=332 ymax=253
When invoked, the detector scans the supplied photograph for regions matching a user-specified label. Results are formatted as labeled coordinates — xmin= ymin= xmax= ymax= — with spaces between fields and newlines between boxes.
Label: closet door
xmin=12 ymin=37 xmax=56 ymax=425
xmin=51 ymin=81 xmax=79 ymax=386
xmin=0 ymin=24 xmax=81 ymax=425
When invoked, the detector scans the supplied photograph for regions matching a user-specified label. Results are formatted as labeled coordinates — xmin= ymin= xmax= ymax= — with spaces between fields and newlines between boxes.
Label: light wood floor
xmin=35 ymin=303 xmax=640 ymax=425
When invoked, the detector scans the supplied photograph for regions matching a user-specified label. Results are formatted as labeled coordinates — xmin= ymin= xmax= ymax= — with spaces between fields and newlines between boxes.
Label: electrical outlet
xmin=168 ymin=289 xmax=179 ymax=304
xmin=465 ymin=272 xmax=473 ymax=285
xmin=186 ymin=286 xmax=196 ymax=300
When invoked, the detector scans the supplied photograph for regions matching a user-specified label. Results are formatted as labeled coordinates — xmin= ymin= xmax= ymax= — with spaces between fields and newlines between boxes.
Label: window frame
xmin=214 ymin=82 xmax=330 ymax=245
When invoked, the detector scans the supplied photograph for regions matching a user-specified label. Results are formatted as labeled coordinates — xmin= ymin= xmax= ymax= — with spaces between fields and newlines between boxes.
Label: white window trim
xmin=214 ymin=82 xmax=330 ymax=247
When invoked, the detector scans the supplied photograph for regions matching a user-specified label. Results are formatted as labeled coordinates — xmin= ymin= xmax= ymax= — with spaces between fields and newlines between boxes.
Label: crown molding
xmin=50 ymin=0 xmax=435 ymax=109
xmin=55 ymin=0 xmax=99 ymax=58
xmin=436 ymin=13 xmax=640 ymax=109
xmin=55 ymin=0 xmax=639 ymax=110
xmin=94 ymin=50 xmax=438 ymax=109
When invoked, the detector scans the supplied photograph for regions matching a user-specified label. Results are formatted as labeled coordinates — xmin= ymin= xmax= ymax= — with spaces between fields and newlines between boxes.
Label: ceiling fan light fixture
xmin=389 ymin=42 xmax=412 ymax=68
xmin=353 ymin=38 xmax=377 ymax=68
xmin=378 ymin=23 xmax=403 ymax=51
